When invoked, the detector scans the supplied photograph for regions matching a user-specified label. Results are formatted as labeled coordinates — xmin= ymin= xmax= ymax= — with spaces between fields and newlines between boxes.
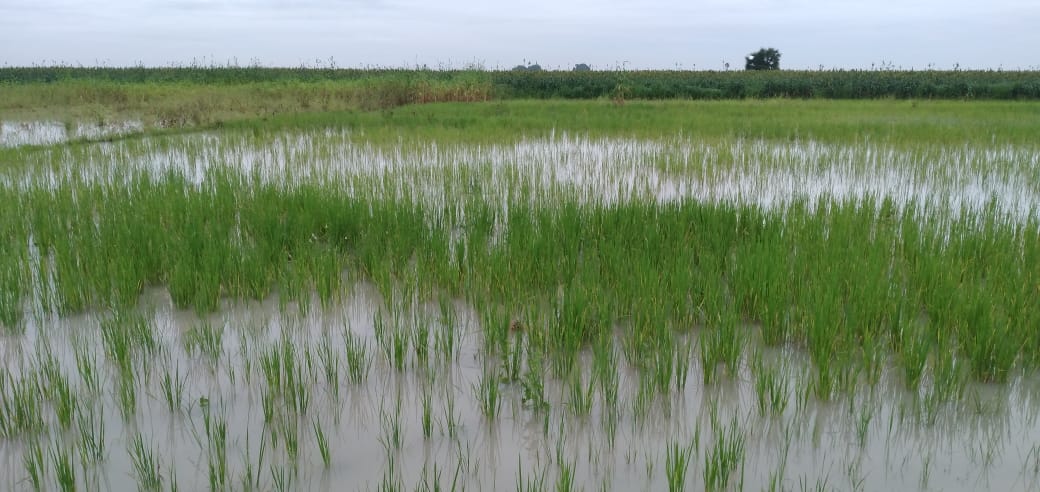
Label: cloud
xmin=0 ymin=0 xmax=1036 ymax=68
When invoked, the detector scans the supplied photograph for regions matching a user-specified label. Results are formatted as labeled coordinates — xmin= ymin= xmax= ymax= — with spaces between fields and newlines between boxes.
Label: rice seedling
xmin=50 ymin=440 xmax=76 ymax=492
xmin=75 ymin=407 xmax=106 ymax=465
xmin=566 ymin=369 xmax=594 ymax=417
xmin=390 ymin=324 xmax=410 ymax=371
xmin=316 ymin=334 xmax=340 ymax=400
xmin=704 ymin=416 xmax=746 ymax=491
xmin=23 ymin=439 xmax=46 ymax=492
xmin=752 ymin=353 xmax=790 ymax=417
xmin=379 ymin=398 xmax=404 ymax=452
xmin=312 ymin=418 xmax=331 ymax=468
xmin=435 ymin=296 xmax=458 ymax=363
xmin=271 ymin=465 xmax=293 ymax=492
xmin=521 ymin=344 xmax=549 ymax=411
xmin=443 ymin=384 xmax=459 ymax=439
xmin=555 ymin=459 xmax=577 ymax=492
xmin=0 ymin=371 xmax=45 ymax=439
xmin=202 ymin=405 xmax=229 ymax=490
xmin=413 ymin=314 xmax=431 ymax=369
xmin=129 ymin=434 xmax=164 ymax=491
xmin=664 ymin=439 xmax=696 ymax=492
xmin=184 ymin=320 xmax=224 ymax=366
xmin=117 ymin=377 xmax=137 ymax=421
xmin=421 ymin=385 xmax=434 ymax=439
xmin=343 ymin=328 xmax=371 ymax=385
xmin=41 ymin=361 xmax=76 ymax=429
xmin=160 ymin=364 xmax=186 ymax=413
xmin=475 ymin=370 xmax=501 ymax=419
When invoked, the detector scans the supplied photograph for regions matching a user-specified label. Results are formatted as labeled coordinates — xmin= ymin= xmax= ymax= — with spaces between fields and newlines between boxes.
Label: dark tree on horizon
xmin=745 ymin=48 xmax=781 ymax=70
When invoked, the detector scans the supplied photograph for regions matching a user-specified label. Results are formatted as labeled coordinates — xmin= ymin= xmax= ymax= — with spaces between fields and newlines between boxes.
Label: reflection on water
xmin=0 ymin=120 xmax=143 ymax=148
xmin=4 ymin=131 xmax=1039 ymax=224
xmin=1 ymin=284 xmax=1039 ymax=491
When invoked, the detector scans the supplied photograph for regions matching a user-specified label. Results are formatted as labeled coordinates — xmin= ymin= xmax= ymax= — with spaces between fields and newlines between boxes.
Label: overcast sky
xmin=0 ymin=0 xmax=1036 ymax=70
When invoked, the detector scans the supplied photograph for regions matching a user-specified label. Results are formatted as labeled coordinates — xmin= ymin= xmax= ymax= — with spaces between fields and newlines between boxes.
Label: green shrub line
xmin=2 ymin=67 xmax=1039 ymax=100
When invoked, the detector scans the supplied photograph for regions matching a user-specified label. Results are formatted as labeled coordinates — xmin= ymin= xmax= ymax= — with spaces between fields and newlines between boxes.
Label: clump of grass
xmin=184 ymin=320 xmax=225 ymax=366
xmin=751 ymin=352 xmax=790 ymax=417
xmin=665 ymin=439 xmax=696 ymax=492
xmin=704 ymin=416 xmax=746 ymax=491
xmin=50 ymin=439 xmax=76 ymax=492
xmin=160 ymin=364 xmax=186 ymax=413
xmin=23 ymin=439 xmax=46 ymax=492
xmin=343 ymin=328 xmax=371 ymax=385
xmin=129 ymin=434 xmax=164 ymax=491
xmin=475 ymin=370 xmax=500 ymax=419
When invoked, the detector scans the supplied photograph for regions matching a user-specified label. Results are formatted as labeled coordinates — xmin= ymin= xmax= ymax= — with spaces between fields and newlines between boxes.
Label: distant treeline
xmin=2 ymin=67 xmax=1039 ymax=100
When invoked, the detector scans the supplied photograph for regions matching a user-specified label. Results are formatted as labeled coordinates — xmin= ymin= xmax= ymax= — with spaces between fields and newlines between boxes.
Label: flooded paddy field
xmin=2 ymin=101 xmax=1040 ymax=491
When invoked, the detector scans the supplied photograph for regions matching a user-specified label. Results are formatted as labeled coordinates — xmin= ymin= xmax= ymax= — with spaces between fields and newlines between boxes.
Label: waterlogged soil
xmin=3 ymin=283 xmax=1040 ymax=491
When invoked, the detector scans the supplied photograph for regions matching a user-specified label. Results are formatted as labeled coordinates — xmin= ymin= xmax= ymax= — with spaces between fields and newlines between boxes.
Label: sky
xmin=0 ymin=0 xmax=1037 ymax=70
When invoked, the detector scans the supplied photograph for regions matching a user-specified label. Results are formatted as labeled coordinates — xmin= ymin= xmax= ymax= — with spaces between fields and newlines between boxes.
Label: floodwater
xmin=0 ymin=120 xmax=144 ymax=148
xmin=2 ymin=283 xmax=1040 ymax=491
xmin=4 ymin=130 xmax=1039 ymax=224
xmin=3 ymin=130 xmax=1040 ymax=490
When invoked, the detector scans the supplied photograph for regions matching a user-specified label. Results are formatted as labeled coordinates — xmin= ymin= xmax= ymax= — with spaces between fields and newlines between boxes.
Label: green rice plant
xmin=652 ymin=347 xmax=675 ymax=396
xmin=704 ymin=417 xmax=746 ymax=491
xmin=957 ymin=299 xmax=1020 ymax=383
xmin=129 ymin=434 xmax=164 ymax=491
xmin=566 ymin=370 xmax=594 ymax=417
xmin=930 ymin=340 xmax=967 ymax=402
xmin=475 ymin=370 xmax=501 ymax=419
xmin=632 ymin=374 xmax=656 ymax=423
xmin=184 ymin=321 xmax=224 ymax=366
xmin=42 ymin=363 xmax=76 ymax=429
xmin=502 ymin=332 xmax=524 ymax=383
xmin=76 ymin=407 xmax=106 ymax=464
xmin=312 ymin=419 xmax=330 ymax=468
xmin=603 ymin=410 xmax=619 ymax=448
xmin=50 ymin=440 xmax=76 ymax=492
xmin=391 ymin=324 xmax=410 ymax=371
xmin=23 ymin=439 xmax=46 ymax=492
xmin=413 ymin=314 xmax=431 ymax=369
xmin=415 ymin=462 xmax=451 ymax=492
xmin=74 ymin=349 xmax=101 ymax=398
xmin=421 ymin=386 xmax=434 ymax=439
xmin=515 ymin=457 xmax=549 ymax=490
xmin=271 ymin=465 xmax=293 ymax=492
xmin=435 ymin=295 xmax=458 ymax=362
xmin=258 ymin=336 xmax=311 ymax=417
xmin=316 ymin=335 xmax=340 ymax=400
xmin=673 ymin=339 xmax=692 ymax=392
xmin=160 ymin=364 xmax=186 ymax=413
xmin=379 ymin=398 xmax=404 ymax=452
xmin=521 ymin=342 xmax=548 ymax=411
xmin=853 ymin=403 xmax=874 ymax=447
xmin=665 ymin=439 xmax=696 ymax=492
xmin=555 ymin=459 xmax=576 ymax=492
xmin=202 ymin=406 xmax=229 ymax=490
xmin=443 ymin=385 xmax=459 ymax=439
xmin=899 ymin=318 xmax=931 ymax=391
xmin=117 ymin=377 xmax=136 ymax=421
xmin=343 ymin=328 xmax=371 ymax=385
xmin=752 ymin=355 xmax=790 ymax=417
